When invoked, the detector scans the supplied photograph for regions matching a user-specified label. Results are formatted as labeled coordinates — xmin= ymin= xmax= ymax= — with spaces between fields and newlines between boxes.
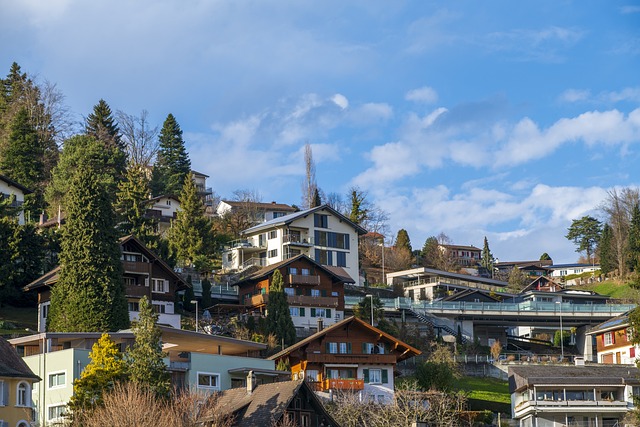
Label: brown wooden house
xmin=24 ymin=235 xmax=188 ymax=331
xmin=268 ymin=316 xmax=421 ymax=403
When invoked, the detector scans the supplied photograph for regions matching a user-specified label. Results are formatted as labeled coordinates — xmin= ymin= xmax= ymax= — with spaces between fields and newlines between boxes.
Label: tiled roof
xmin=0 ymin=336 xmax=40 ymax=380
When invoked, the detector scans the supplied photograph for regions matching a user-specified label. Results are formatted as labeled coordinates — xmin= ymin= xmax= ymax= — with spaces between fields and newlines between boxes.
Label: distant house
xmin=191 ymin=170 xmax=214 ymax=211
xmin=0 ymin=336 xmax=40 ymax=427
xmin=0 ymin=174 xmax=33 ymax=225
xmin=234 ymin=254 xmax=351 ymax=334
xmin=24 ymin=235 xmax=188 ymax=330
xmin=216 ymin=200 xmax=297 ymax=225
xmin=10 ymin=329 xmax=277 ymax=426
xmin=587 ymin=311 xmax=638 ymax=365
xmin=548 ymin=263 xmax=600 ymax=278
xmin=520 ymin=276 xmax=563 ymax=293
xmin=144 ymin=194 xmax=181 ymax=234
xmin=203 ymin=376 xmax=339 ymax=427
xmin=509 ymin=365 xmax=640 ymax=427
xmin=440 ymin=244 xmax=481 ymax=267
xmin=495 ymin=260 xmax=553 ymax=277
xmin=269 ymin=316 xmax=421 ymax=404
xmin=223 ymin=205 xmax=367 ymax=285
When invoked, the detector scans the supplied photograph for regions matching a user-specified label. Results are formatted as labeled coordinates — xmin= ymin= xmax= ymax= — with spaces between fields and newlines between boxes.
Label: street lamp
xmin=366 ymin=294 xmax=374 ymax=326
xmin=556 ymin=300 xmax=563 ymax=361
xmin=191 ymin=300 xmax=199 ymax=332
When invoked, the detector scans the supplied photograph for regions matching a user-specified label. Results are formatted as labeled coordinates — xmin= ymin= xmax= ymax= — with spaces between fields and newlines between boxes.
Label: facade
xmin=234 ymin=255 xmax=351 ymax=333
xmin=204 ymin=376 xmax=338 ymax=427
xmin=24 ymin=235 xmax=188 ymax=330
xmin=9 ymin=329 xmax=278 ymax=426
xmin=144 ymin=195 xmax=181 ymax=234
xmin=587 ymin=312 xmax=638 ymax=365
xmin=0 ymin=174 xmax=33 ymax=225
xmin=269 ymin=316 xmax=421 ymax=404
xmin=0 ymin=337 xmax=40 ymax=427
xmin=548 ymin=264 xmax=600 ymax=278
xmin=191 ymin=170 xmax=214 ymax=212
xmin=509 ymin=365 xmax=639 ymax=427
xmin=216 ymin=200 xmax=297 ymax=225
xmin=495 ymin=260 xmax=553 ymax=277
xmin=440 ymin=244 xmax=481 ymax=267
xmin=223 ymin=205 xmax=367 ymax=285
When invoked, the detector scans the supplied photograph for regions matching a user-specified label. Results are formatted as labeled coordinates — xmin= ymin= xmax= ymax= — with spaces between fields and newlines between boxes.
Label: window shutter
xmin=347 ymin=342 xmax=352 ymax=354
xmin=631 ymin=347 xmax=636 ymax=358
xmin=362 ymin=343 xmax=367 ymax=353
xmin=311 ymin=308 xmax=316 ymax=317
xmin=321 ymin=290 xmax=327 ymax=297
xmin=326 ymin=309 xmax=331 ymax=318
xmin=0 ymin=381 xmax=7 ymax=406
xmin=382 ymin=369 xmax=388 ymax=384
xmin=296 ymin=288 xmax=303 ymax=296
xmin=363 ymin=369 xmax=369 ymax=383
xmin=612 ymin=333 xmax=616 ymax=344
xmin=325 ymin=342 xmax=330 ymax=353
xmin=300 ymin=307 xmax=305 ymax=317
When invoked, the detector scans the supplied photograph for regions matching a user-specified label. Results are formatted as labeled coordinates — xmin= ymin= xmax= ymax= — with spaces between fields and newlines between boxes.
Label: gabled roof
xmin=191 ymin=169 xmax=209 ymax=178
xmin=204 ymin=379 xmax=337 ymax=427
xmin=587 ymin=311 xmax=632 ymax=336
xmin=145 ymin=194 xmax=181 ymax=204
xmin=509 ymin=365 xmax=640 ymax=393
xmin=441 ymin=288 xmax=501 ymax=302
xmin=219 ymin=200 xmax=297 ymax=212
xmin=233 ymin=254 xmax=354 ymax=286
xmin=441 ymin=244 xmax=481 ymax=251
xmin=268 ymin=316 xmax=421 ymax=362
xmin=25 ymin=235 xmax=187 ymax=292
xmin=242 ymin=204 xmax=368 ymax=236
xmin=0 ymin=174 xmax=33 ymax=195
xmin=0 ymin=336 xmax=40 ymax=380
xmin=521 ymin=276 xmax=562 ymax=293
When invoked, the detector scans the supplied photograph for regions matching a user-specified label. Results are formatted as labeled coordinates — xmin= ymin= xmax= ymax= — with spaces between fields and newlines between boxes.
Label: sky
xmin=1 ymin=0 xmax=640 ymax=264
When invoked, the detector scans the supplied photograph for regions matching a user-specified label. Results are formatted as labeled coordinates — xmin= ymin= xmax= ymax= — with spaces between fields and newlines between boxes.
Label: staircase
xmin=409 ymin=309 xmax=470 ymax=344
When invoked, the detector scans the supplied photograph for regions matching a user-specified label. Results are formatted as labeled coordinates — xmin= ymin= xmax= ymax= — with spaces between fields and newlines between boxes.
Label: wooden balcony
xmin=126 ymin=286 xmax=151 ymax=298
xmin=122 ymin=260 xmax=150 ymax=274
xmin=288 ymin=274 xmax=320 ymax=286
xmin=322 ymin=379 xmax=364 ymax=391
xmin=248 ymin=294 xmax=267 ymax=307
xmin=305 ymin=353 xmax=396 ymax=365
xmin=287 ymin=295 xmax=338 ymax=308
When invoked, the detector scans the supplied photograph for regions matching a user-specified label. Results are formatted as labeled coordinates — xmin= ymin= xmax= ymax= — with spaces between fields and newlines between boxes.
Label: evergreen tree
xmin=0 ymin=107 xmax=44 ymax=217
xmin=168 ymin=173 xmax=213 ymax=267
xmin=539 ymin=253 xmax=552 ymax=261
xmin=266 ymin=270 xmax=296 ymax=347
xmin=85 ymin=99 xmax=125 ymax=152
xmin=47 ymin=166 xmax=129 ymax=332
xmin=566 ymin=216 xmax=602 ymax=263
xmin=311 ymin=187 xmax=322 ymax=208
xmin=46 ymin=134 xmax=127 ymax=216
xmin=480 ymin=236 xmax=494 ymax=272
xmin=127 ymin=296 xmax=170 ymax=398
xmin=68 ymin=333 xmax=128 ymax=412
xmin=628 ymin=205 xmax=640 ymax=273
xmin=348 ymin=187 xmax=369 ymax=225
xmin=183 ymin=275 xmax=195 ymax=312
xmin=394 ymin=229 xmax=412 ymax=253
xmin=353 ymin=294 xmax=384 ymax=326
xmin=114 ymin=166 xmax=156 ymax=244
xmin=421 ymin=236 xmax=440 ymax=268
xmin=201 ymin=278 xmax=212 ymax=309
xmin=150 ymin=114 xmax=191 ymax=197
xmin=599 ymin=223 xmax=615 ymax=276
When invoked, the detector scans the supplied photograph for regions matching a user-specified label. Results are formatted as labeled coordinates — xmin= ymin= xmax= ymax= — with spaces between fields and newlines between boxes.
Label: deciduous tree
xmin=599 ymin=223 xmax=615 ymax=276
xmin=116 ymin=109 xmax=159 ymax=169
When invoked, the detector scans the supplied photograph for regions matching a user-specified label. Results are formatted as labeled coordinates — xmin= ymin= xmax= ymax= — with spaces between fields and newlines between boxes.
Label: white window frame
xmin=152 ymin=278 xmax=167 ymax=293
xmin=16 ymin=381 xmax=30 ymax=407
xmin=328 ymin=342 xmax=338 ymax=354
xmin=47 ymin=403 xmax=67 ymax=422
xmin=369 ymin=369 xmax=382 ymax=384
xmin=48 ymin=370 xmax=67 ymax=389
xmin=196 ymin=372 xmax=220 ymax=391
xmin=604 ymin=332 xmax=613 ymax=346
xmin=0 ymin=380 xmax=6 ymax=406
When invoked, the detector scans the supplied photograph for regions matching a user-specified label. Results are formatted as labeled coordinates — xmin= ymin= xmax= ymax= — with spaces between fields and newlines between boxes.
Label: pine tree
xmin=46 ymin=134 xmax=127 ymax=216
xmin=348 ymin=187 xmax=369 ymax=225
xmin=201 ymin=278 xmax=212 ymax=309
xmin=168 ymin=173 xmax=213 ymax=267
xmin=68 ymin=333 xmax=128 ymax=412
xmin=127 ymin=296 xmax=170 ymax=398
xmin=599 ymin=223 xmax=615 ymax=276
xmin=85 ymin=99 xmax=125 ymax=152
xmin=311 ymin=188 xmax=322 ymax=208
xmin=47 ymin=166 xmax=129 ymax=332
xmin=394 ymin=229 xmax=412 ymax=253
xmin=150 ymin=114 xmax=191 ymax=197
xmin=481 ymin=236 xmax=494 ymax=272
xmin=266 ymin=270 xmax=296 ymax=347
xmin=114 ymin=167 xmax=156 ymax=244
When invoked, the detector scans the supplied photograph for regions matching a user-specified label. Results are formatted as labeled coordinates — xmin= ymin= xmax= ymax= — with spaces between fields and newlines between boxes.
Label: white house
xmin=0 ymin=174 xmax=33 ymax=225
xmin=548 ymin=263 xmax=600 ymax=278
xmin=215 ymin=200 xmax=297 ymax=225
xmin=144 ymin=195 xmax=181 ymax=234
xmin=222 ymin=205 xmax=367 ymax=285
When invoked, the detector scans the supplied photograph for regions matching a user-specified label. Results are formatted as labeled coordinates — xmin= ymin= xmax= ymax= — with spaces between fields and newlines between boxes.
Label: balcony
xmin=289 ymin=274 xmax=320 ymax=286
xmin=514 ymin=399 xmax=628 ymax=417
xmin=322 ymin=378 xmax=364 ymax=391
xmin=225 ymin=239 xmax=265 ymax=251
xmin=306 ymin=353 xmax=396 ymax=365
xmin=283 ymin=234 xmax=313 ymax=246
xmin=287 ymin=295 xmax=338 ymax=308
xmin=122 ymin=260 xmax=150 ymax=274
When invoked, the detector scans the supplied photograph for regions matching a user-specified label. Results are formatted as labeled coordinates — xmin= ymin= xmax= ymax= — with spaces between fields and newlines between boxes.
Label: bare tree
xmin=214 ymin=189 xmax=263 ymax=239
xmin=301 ymin=143 xmax=317 ymax=209
xmin=325 ymin=191 xmax=345 ymax=212
xmin=600 ymin=187 xmax=640 ymax=278
xmin=117 ymin=110 xmax=159 ymax=169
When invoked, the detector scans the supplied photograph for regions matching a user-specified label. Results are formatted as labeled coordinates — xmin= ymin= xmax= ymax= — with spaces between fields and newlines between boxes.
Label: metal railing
xmin=239 ymin=257 xmax=267 ymax=272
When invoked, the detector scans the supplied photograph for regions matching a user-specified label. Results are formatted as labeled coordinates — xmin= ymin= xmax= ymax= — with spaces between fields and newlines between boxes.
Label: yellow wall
xmin=0 ymin=376 xmax=36 ymax=426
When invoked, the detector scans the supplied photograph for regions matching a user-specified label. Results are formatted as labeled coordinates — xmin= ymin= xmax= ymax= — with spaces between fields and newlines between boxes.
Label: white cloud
xmin=331 ymin=94 xmax=349 ymax=110
xmin=558 ymin=89 xmax=591 ymax=103
xmin=602 ymin=87 xmax=640 ymax=103
xmin=485 ymin=26 xmax=585 ymax=62
xmin=405 ymin=86 xmax=438 ymax=104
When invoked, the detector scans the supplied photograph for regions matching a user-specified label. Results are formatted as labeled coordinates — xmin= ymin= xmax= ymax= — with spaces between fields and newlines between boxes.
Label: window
xmin=268 ymin=230 xmax=277 ymax=239
xmin=48 ymin=404 xmax=66 ymax=421
xmin=339 ymin=342 xmax=352 ymax=354
xmin=42 ymin=302 xmax=50 ymax=320
xmin=16 ymin=382 xmax=29 ymax=406
xmin=369 ymin=369 xmax=382 ymax=384
xmin=197 ymin=373 xmax=220 ymax=390
xmin=123 ymin=253 xmax=142 ymax=262
xmin=311 ymin=289 xmax=320 ymax=297
xmin=301 ymin=268 xmax=310 ymax=276
xmin=604 ymin=332 xmax=614 ymax=346
xmin=331 ymin=291 xmax=339 ymax=297
xmin=227 ymin=253 xmax=232 ymax=262
xmin=315 ymin=249 xmax=332 ymax=265
xmin=268 ymin=249 xmax=278 ymax=258
xmin=284 ymin=287 xmax=295 ymax=296
xmin=289 ymin=307 xmax=305 ymax=317
xmin=327 ymin=342 xmax=338 ymax=354
xmin=153 ymin=304 xmax=166 ymax=314
xmin=273 ymin=212 xmax=286 ymax=218
xmin=166 ymin=199 xmax=171 ymax=206
xmin=314 ymin=231 xmax=350 ymax=249
xmin=289 ymin=267 xmax=298 ymax=275
xmin=314 ymin=214 xmax=328 ymax=228
xmin=49 ymin=371 xmax=66 ymax=389
xmin=300 ymin=413 xmax=310 ymax=427
xmin=124 ymin=277 xmax=136 ymax=287
xmin=152 ymin=278 xmax=167 ymax=293
xmin=0 ymin=380 xmax=6 ymax=406
xmin=336 ymin=251 xmax=347 ymax=267
xmin=128 ymin=302 xmax=140 ymax=312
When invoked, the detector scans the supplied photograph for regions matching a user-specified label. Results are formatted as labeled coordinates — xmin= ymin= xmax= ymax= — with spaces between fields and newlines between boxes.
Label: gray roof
xmin=0 ymin=336 xmax=40 ymax=380
xmin=509 ymin=365 xmax=640 ymax=392
xmin=0 ymin=174 xmax=33 ymax=195
xmin=242 ymin=204 xmax=367 ymax=236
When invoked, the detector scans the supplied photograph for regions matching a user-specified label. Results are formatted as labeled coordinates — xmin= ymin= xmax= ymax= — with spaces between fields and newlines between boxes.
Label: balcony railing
xmin=322 ymin=378 xmax=365 ymax=391
xmin=287 ymin=295 xmax=339 ymax=307
xmin=225 ymin=239 xmax=265 ymax=250
xmin=239 ymin=257 xmax=267 ymax=272
xmin=306 ymin=353 xmax=396 ymax=364
xmin=289 ymin=274 xmax=320 ymax=286
xmin=122 ymin=260 xmax=150 ymax=274
xmin=283 ymin=234 xmax=313 ymax=246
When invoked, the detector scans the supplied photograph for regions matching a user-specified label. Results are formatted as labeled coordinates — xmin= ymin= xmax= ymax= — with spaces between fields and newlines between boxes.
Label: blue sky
xmin=2 ymin=1 xmax=640 ymax=264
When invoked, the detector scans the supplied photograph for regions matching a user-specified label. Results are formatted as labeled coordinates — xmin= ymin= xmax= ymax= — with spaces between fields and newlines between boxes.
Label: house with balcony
xmin=9 ymin=328 xmax=281 ymax=427
xmin=191 ymin=170 xmax=214 ymax=211
xmin=269 ymin=316 xmax=421 ymax=404
xmin=144 ymin=194 xmax=181 ymax=234
xmin=586 ymin=311 xmax=638 ymax=365
xmin=0 ymin=174 xmax=33 ymax=225
xmin=509 ymin=364 xmax=639 ymax=427
xmin=24 ymin=235 xmax=188 ymax=331
xmin=234 ymin=254 xmax=352 ymax=334
xmin=440 ymin=244 xmax=481 ymax=267
xmin=222 ymin=204 xmax=367 ymax=285
xmin=216 ymin=200 xmax=297 ymax=225
xmin=0 ymin=336 xmax=40 ymax=427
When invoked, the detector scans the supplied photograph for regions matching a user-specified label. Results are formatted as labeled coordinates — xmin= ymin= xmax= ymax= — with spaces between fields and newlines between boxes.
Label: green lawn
xmin=575 ymin=280 xmax=640 ymax=300
xmin=0 ymin=305 xmax=38 ymax=336
xmin=453 ymin=376 xmax=510 ymax=404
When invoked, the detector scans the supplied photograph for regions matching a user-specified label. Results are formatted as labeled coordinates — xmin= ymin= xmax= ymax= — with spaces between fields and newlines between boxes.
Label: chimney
xmin=317 ymin=317 xmax=324 ymax=332
xmin=246 ymin=370 xmax=257 ymax=394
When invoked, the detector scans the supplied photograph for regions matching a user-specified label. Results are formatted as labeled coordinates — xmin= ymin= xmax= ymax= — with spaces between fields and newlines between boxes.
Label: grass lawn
xmin=0 ymin=305 xmax=38 ymax=336
xmin=453 ymin=376 xmax=510 ymax=405
xmin=575 ymin=280 xmax=640 ymax=300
